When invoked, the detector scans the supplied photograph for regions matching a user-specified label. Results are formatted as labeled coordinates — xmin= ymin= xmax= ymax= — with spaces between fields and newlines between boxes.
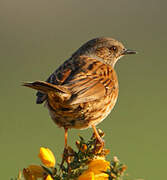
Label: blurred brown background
xmin=0 ymin=0 xmax=167 ymax=179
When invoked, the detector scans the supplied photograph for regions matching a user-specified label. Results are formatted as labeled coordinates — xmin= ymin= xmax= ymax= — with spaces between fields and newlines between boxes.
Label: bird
xmin=23 ymin=37 xmax=137 ymax=147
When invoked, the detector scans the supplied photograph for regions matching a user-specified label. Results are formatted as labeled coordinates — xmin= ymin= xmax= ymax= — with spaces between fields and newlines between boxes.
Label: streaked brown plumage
xmin=23 ymin=37 xmax=136 ymax=146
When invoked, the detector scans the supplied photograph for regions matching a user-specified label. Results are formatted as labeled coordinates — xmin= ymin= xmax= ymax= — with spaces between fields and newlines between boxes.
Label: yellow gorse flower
xmin=94 ymin=173 xmax=109 ymax=180
xmin=88 ymin=159 xmax=110 ymax=174
xmin=45 ymin=174 xmax=54 ymax=180
xmin=78 ymin=159 xmax=110 ymax=180
xmin=78 ymin=171 xmax=94 ymax=180
xmin=38 ymin=147 xmax=56 ymax=168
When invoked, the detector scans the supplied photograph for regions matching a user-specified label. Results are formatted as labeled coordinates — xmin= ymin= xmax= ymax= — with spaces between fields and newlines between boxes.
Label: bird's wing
xmin=65 ymin=75 xmax=106 ymax=105
xmin=36 ymin=56 xmax=113 ymax=105
xmin=62 ymin=56 xmax=114 ymax=105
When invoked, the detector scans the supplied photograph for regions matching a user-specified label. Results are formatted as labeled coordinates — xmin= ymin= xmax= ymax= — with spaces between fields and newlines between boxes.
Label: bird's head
xmin=72 ymin=37 xmax=137 ymax=67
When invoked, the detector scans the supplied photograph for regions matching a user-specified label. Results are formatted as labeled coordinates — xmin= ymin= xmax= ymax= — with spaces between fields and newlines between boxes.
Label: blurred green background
xmin=0 ymin=0 xmax=167 ymax=179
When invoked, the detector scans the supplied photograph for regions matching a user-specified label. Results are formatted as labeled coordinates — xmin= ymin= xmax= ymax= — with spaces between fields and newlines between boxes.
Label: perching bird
xmin=23 ymin=37 xmax=136 ymax=147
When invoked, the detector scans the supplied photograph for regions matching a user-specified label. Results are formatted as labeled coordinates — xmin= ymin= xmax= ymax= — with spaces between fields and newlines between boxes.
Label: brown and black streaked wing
xmin=36 ymin=56 xmax=114 ymax=105
xmin=63 ymin=56 xmax=114 ymax=105
xmin=36 ymin=56 xmax=94 ymax=104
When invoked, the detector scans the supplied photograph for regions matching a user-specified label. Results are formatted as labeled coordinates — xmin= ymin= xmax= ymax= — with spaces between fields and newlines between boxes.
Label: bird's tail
xmin=23 ymin=81 xmax=69 ymax=94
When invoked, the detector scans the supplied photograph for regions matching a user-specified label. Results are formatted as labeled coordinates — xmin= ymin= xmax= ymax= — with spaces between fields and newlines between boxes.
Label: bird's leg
xmin=64 ymin=128 xmax=68 ymax=148
xmin=60 ymin=128 xmax=68 ymax=169
xmin=92 ymin=125 xmax=104 ymax=147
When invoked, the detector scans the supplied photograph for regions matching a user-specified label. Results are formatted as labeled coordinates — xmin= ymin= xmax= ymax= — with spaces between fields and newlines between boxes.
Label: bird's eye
xmin=110 ymin=46 xmax=117 ymax=52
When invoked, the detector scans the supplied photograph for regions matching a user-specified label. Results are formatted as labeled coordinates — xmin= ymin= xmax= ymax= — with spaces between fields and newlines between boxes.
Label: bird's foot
xmin=60 ymin=145 xmax=75 ymax=173
xmin=92 ymin=126 xmax=105 ymax=147
xmin=97 ymin=137 xmax=105 ymax=147
xmin=60 ymin=147 xmax=66 ymax=169
xmin=91 ymin=128 xmax=106 ymax=154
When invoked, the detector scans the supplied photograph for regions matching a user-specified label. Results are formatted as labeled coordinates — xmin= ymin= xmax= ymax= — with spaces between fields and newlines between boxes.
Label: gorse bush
xmin=13 ymin=129 xmax=128 ymax=180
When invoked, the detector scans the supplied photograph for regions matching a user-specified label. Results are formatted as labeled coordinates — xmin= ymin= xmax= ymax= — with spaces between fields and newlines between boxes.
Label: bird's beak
xmin=122 ymin=49 xmax=137 ymax=55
